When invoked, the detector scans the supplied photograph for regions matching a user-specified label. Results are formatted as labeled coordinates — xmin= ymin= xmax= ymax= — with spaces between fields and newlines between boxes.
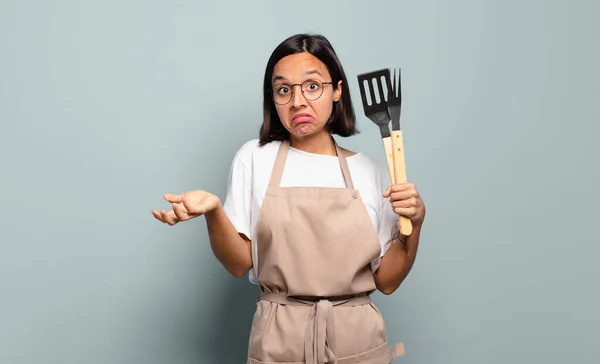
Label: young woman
xmin=152 ymin=33 xmax=426 ymax=364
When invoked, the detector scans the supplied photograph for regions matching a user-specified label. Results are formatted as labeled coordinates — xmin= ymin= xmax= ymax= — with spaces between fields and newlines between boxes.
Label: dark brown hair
xmin=258 ymin=33 xmax=358 ymax=145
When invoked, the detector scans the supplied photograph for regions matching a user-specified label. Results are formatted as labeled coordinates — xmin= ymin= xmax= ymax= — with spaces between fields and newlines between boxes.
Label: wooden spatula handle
xmin=391 ymin=130 xmax=413 ymax=236
xmin=382 ymin=137 xmax=395 ymax=184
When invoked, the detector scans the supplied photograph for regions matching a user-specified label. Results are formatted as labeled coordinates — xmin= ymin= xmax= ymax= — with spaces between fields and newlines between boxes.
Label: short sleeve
xmin=222 ymin=151 xmax=252 ymax=240
xmin=370 ymin=165 xmax=397 ymax=272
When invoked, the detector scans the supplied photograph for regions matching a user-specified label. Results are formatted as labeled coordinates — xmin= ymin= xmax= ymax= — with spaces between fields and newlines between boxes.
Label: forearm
xmin=204 ymin=203 xmax=252 ymax=277
xmin=374 ymin=222 xmax=422 ymax=295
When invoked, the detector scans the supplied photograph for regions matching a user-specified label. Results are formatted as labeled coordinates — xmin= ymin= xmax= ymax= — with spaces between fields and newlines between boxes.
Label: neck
xmin=289 ymin=131 xmax=336 ymax=156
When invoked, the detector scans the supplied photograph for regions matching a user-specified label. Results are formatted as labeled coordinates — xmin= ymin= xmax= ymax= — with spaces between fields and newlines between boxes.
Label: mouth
xmin=291 ymin=113 xmax=314 ymax=124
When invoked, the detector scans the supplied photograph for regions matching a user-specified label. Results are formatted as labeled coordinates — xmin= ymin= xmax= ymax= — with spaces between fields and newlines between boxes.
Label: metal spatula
xmin=357 ymin=69 xmax=395 ymax=186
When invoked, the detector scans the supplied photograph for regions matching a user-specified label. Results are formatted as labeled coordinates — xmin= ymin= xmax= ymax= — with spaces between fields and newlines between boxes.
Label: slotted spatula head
xmin=357 ymin=68 xmax=392 ymax=138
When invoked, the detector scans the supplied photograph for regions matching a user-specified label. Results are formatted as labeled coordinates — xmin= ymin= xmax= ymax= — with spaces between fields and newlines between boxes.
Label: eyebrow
xmin=272 ymin=69 xmax=324 ymax=83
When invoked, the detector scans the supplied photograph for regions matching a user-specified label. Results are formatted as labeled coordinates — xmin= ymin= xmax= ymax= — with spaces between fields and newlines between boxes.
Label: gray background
xmin=1 ymin=0 xmax=598 ymax=363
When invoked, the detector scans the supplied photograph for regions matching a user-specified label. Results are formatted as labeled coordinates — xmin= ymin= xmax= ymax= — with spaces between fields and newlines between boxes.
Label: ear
xmin=333 ymin=80 xmax=343 ymax=102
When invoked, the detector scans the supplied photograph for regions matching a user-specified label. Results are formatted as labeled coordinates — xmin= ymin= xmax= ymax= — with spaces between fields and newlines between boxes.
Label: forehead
xmin=272 ymin=52 xmax=331 ymax=82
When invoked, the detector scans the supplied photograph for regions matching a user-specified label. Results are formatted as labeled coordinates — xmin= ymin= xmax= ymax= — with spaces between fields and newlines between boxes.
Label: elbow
xmin=374 ymin=274 xmax=403 ymax=295
xmin=379 ymin=287 xmax=394 ymax=295
xmin=378 ymin=284 xmax=399 ymax=295
xmin=227 ymin=262 xmax=252 ymax=278
xmin=230 ymin=271 xmax=245 ymax=278
xmin=230 ymin=268 xmax=247 ymax=278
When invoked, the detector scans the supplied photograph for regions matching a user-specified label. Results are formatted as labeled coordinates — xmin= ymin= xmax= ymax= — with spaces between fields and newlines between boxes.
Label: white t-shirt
xmin=222 ymin=138 xmax=398 ymax=284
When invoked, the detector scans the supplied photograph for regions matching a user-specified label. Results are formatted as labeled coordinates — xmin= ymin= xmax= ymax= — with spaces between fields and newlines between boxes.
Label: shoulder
xmin=345 ymin=151 xmax=391 ymax=191
xmin=229 ymin=139 xmax=283 ymax=173
xmin=347 ymin=151 xmax=387 ymax=176
xmin=232 ymin=138 xmax=281 ymax=161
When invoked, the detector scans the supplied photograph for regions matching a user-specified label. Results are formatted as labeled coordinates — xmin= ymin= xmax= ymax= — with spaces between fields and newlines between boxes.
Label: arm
xmin=153 ymin=192 xmax=253 ymax=278
xmin=374 ymin=182 xmax=426 ymax=295
xmin=206 ymin=144 xmax=255 ymax=278
xmin=374 ymin=222 xmax=422 ymax=295
xmin=205 ymin=203 xmax=253 ymax=278
xmin=153 ymin=144 xmax=255 ymax=278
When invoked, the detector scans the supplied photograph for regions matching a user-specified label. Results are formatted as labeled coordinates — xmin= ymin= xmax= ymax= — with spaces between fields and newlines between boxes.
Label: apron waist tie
xmin=260 ymin=292 xmax=371 ymax=364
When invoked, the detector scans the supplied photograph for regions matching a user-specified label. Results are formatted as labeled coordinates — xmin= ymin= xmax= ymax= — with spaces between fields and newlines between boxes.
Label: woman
xmin=152 ymin=33 xmax=426 ymax=364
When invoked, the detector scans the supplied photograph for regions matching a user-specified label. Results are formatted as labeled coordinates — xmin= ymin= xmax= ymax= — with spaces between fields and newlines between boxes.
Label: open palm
xmin=152 ymin=190 xmax=220 ymax=226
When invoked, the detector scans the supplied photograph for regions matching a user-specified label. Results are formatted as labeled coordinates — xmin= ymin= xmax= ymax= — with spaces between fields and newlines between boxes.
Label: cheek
xmin=314 ymin=100 xmax=334 ymax=121
xmin=275 ymin=105 xmax=288 ymax=122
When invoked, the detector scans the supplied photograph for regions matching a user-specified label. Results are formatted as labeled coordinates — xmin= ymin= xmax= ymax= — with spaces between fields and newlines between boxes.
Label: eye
xmin=307 ymin=82 xmax=320 ymax=90
xmin=276 ymin=86 xmax=290 ymax=95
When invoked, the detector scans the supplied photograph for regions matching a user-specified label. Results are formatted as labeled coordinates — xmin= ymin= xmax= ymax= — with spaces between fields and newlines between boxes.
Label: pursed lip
xmin=291 ymin=113 xmax=314 ymax=124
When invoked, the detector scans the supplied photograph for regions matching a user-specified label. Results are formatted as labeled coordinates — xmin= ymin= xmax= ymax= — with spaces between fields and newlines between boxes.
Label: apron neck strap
xmin=268 ymin=139 xmax=355 ymax=190
xmin=335 ymin=143 xmax=354 ymax=190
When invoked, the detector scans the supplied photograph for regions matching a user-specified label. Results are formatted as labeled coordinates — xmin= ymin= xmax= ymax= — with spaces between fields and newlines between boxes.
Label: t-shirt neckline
xmin=287 ymin=144 xmax=361 ymax=159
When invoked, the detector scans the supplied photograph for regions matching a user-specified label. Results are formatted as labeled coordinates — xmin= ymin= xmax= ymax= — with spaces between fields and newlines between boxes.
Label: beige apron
xmin=247 ymin=140 xmax=405 ymax=364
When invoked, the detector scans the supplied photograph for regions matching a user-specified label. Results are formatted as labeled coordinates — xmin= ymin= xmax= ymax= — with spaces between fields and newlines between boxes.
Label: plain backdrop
xmin=1 ymin=0 xmax=598 ymax=363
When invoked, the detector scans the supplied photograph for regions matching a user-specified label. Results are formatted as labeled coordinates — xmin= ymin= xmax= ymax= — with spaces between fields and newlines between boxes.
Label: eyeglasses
xmin=270 ymin=79 xmax=333 ymax=105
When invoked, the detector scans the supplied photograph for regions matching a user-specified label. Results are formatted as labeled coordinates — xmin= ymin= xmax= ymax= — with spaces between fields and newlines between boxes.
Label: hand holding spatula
xmin=357 ymin=68 xmax=413 ymax=236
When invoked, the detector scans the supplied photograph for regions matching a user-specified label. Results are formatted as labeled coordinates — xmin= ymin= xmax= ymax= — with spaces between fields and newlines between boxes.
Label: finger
xmin=391 ymin=197 xmax=418 ymax=209
xmin=180 ymin=195 xmax=198 ymax=212
xmin=164 ymin=193 xmax=183 ymax=204
xmin=390 ymin=190 xmax=418 ymax=201
xmin=160 ymin=209 xmax=179 ymax=226
xmin=390 ymin=183 xmax=417 ymax=193
xmin=382 ymin=186 xmax=391 ymax=197
xmin=152 ymin=209 xmax=165 ymax=222
xmin=393 ymin=206 xmax=417 ymax=218
xmin=172 ymin=203 xmax=189 ymax=221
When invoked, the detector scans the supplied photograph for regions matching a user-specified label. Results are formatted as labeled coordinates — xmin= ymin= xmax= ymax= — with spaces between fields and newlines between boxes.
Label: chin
xmin=288 ymin=123 xmax=320 ymax=135
xmin=290 ymin=126 xmax=332 ymax=141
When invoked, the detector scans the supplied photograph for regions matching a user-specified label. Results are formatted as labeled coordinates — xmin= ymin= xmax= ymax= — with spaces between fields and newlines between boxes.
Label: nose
xmin=290 ymin=85 xmax=307 ymax=108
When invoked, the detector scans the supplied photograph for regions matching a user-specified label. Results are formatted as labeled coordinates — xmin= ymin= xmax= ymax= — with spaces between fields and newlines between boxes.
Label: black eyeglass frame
xmin=269 ymin=80 xmax=334 ymax=105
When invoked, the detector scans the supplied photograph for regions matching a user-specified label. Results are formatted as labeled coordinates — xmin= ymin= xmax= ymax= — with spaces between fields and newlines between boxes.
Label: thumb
xmin=382 ymin=186 xmax=391 ymax=197
xmin=164 ymin=193 xmax=183 ymax=203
